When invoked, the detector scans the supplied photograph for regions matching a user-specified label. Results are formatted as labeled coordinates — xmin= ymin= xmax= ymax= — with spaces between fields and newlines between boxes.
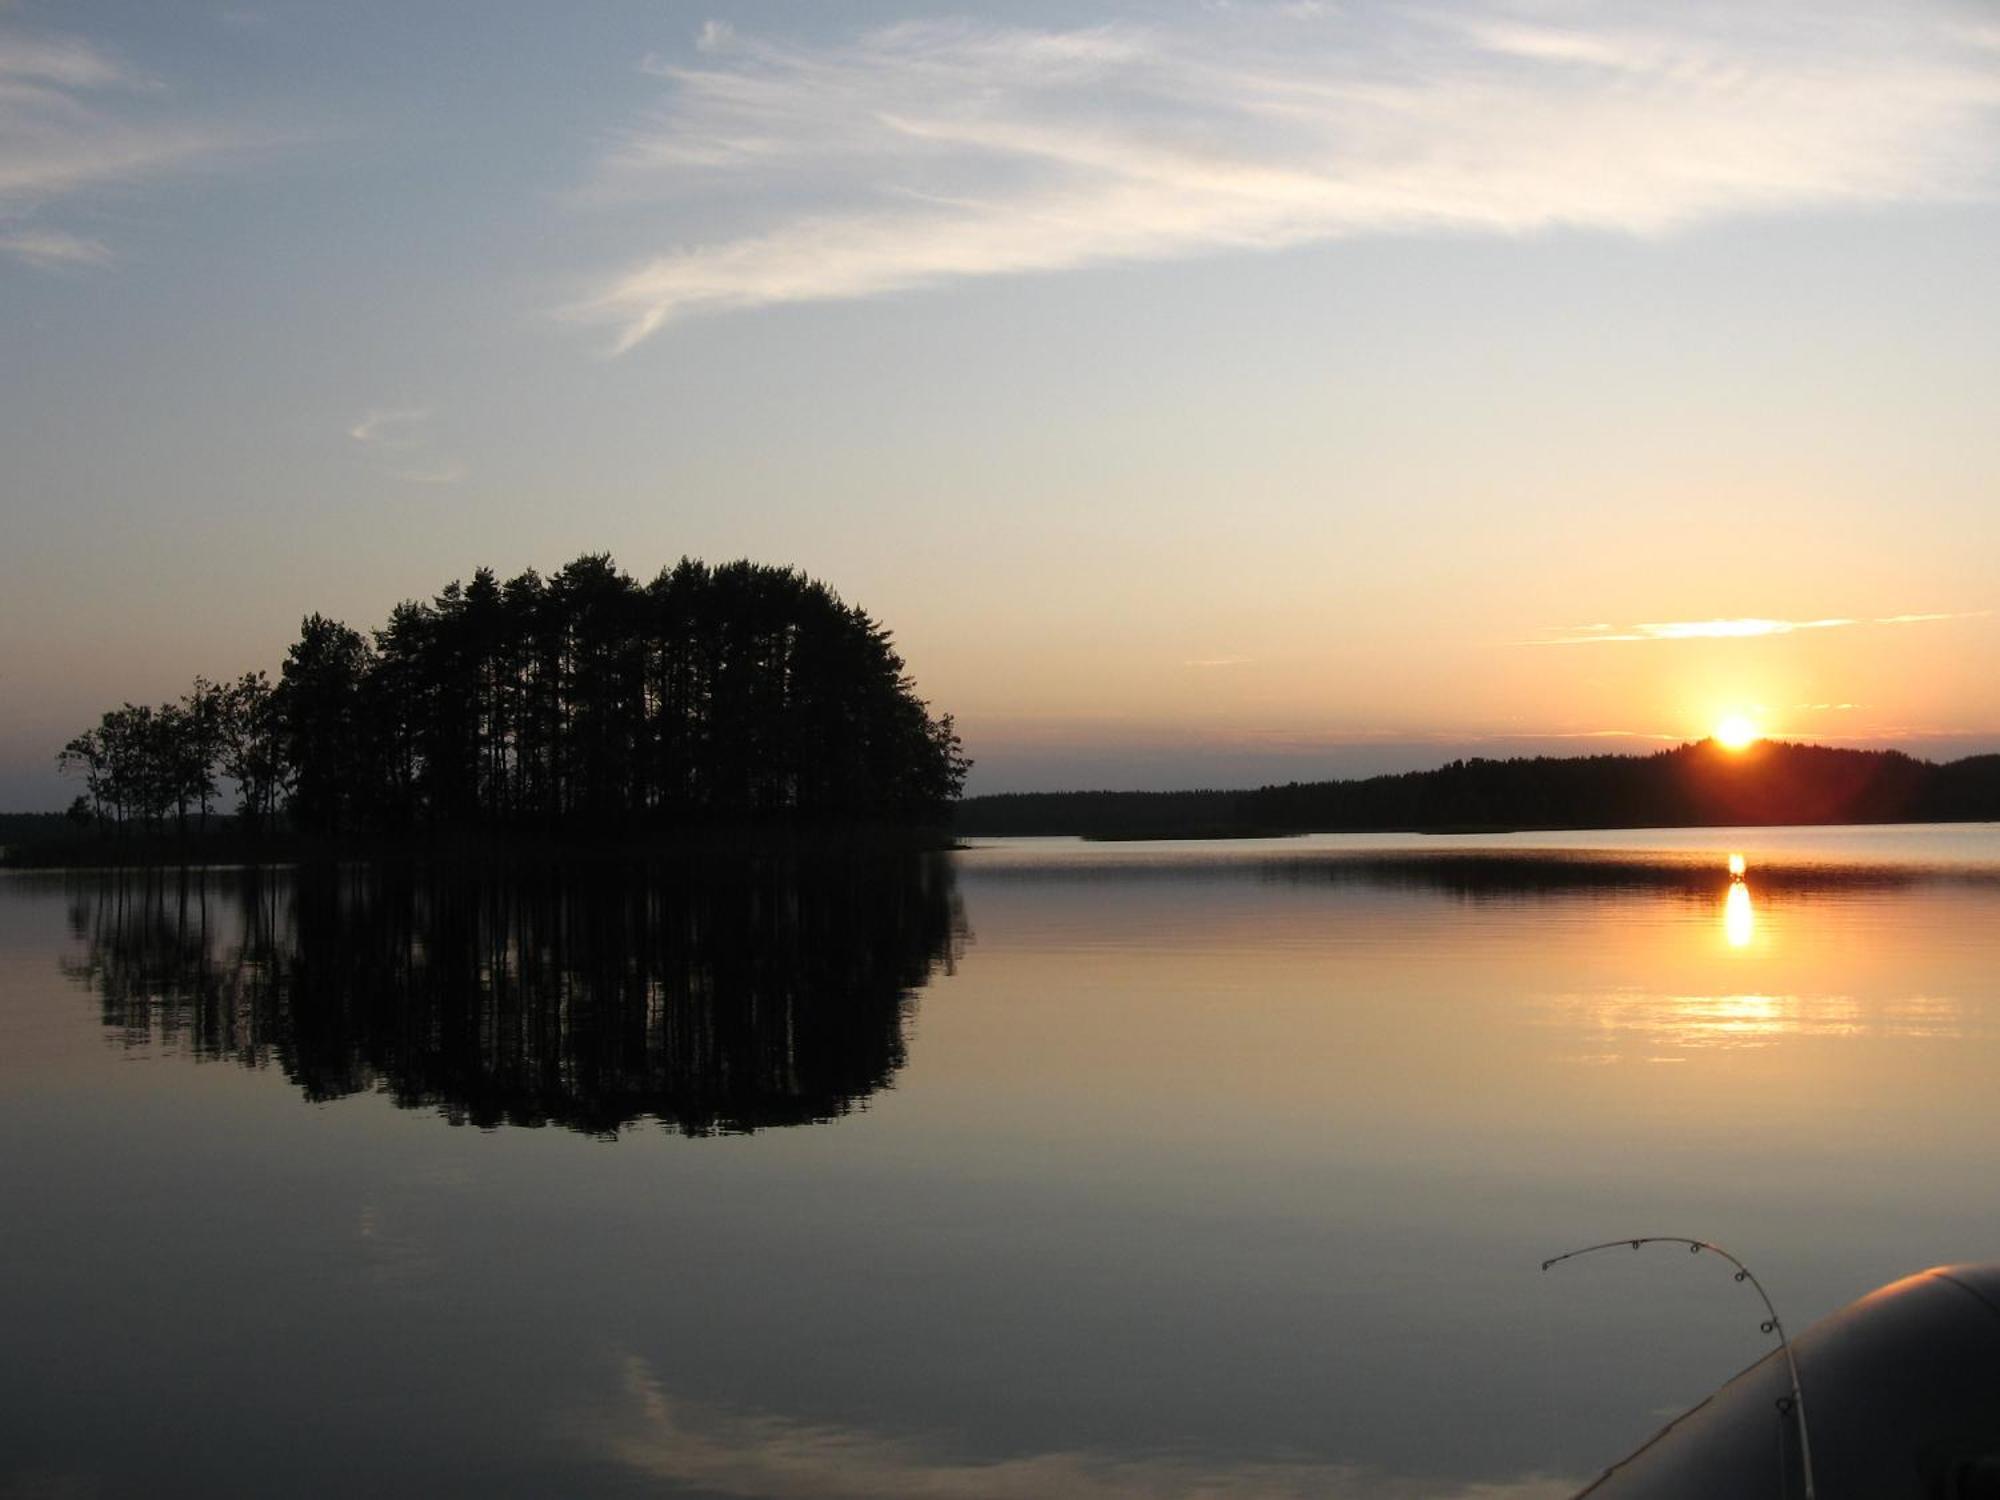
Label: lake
xmin=3 ymin=826 xmax=1998 ymax=1498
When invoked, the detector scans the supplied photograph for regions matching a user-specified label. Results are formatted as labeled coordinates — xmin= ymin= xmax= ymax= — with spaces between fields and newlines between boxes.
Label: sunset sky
xmin=3 ymin=0 xmax=1996 ymax=805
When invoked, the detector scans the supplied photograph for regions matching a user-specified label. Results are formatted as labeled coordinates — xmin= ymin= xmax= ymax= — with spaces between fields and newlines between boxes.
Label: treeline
xmin=58 ymin=555 xmax=968 ymax=841
xmin=955 ymin=742 xmax=2000 ymax=838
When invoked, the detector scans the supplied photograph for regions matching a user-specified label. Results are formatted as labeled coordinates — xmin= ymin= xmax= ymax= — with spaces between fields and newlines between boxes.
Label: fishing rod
xmin=1540 ymin=1236 xmax=1815 ymax=1500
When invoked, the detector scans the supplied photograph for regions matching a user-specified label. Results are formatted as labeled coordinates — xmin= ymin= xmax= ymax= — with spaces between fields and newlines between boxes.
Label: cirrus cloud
xmin=569 ymin=1 xmax=2000 ymax=350
xmin=0 ymin=225 xmax=110 ymax=268
xmin=346 ymin=406 xmax=468 ymax=486
xmin=1527 ymin=611 xmax=1989 ymax=645
xmin=0 ymin=24 xmax=243 ymax=269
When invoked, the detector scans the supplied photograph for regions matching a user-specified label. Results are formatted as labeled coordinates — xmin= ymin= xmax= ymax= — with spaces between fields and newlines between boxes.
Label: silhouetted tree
xmin=57 ymin=727 xmax=112 ymax=830
xmin=178 ymin=678 xmax=227 ymax=832
xmin=104 ymin=705 xmax=166 ymax=830
xmin=278 ymin=614 xmax=373 ymax=835
xmin=220 ymin=672 xmax=286 ymax=832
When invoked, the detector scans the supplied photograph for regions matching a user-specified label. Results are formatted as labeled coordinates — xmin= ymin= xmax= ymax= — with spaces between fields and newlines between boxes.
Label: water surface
xmin=3 ymin=826 xmax=1998 ymax=1498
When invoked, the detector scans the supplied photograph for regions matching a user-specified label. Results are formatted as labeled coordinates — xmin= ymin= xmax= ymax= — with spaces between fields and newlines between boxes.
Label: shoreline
xmin=0 ymin=822 xmax=961 ymax=871
xmin=1060 ymin=815 xmax=2000 ymax=843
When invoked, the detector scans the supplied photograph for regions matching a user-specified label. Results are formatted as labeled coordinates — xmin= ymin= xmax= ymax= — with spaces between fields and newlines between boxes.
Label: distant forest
xmin=955 ymin=741 xmax=2000 ymax=838
xmin=55 ymin=555 xmax=968 ymax=841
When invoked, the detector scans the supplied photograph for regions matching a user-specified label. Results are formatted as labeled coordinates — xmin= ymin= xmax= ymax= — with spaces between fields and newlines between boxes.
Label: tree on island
xmin=58 ymin=555 xmax=969 ymax=838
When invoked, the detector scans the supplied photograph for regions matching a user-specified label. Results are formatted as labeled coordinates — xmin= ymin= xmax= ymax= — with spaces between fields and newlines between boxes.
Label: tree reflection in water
xmin=63 ymin=855 xmax=964 ymax=1136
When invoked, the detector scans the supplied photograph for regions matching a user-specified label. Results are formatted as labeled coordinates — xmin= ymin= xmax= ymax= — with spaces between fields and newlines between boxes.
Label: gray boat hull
xmin=1576 ymin=1263 xmax=2000 ymax=1499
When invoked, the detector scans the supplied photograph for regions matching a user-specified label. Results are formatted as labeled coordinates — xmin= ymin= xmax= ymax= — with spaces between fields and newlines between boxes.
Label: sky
xmin=2 ymin=0 xmax=1997 ymax=806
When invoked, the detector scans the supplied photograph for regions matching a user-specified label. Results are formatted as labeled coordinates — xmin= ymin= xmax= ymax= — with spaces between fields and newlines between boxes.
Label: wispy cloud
xmin=348 ymin=407 xmax=467 ymax=485
xmin=0 ymin=33 xmax=125 ymax=92
xmin=1529 ymin=611 xmax=1988 ymax=645
xmin=1874 ymin=610 xmax=1988 ymax=626
xmin=0 ymin=225 xmax=110 ymax=268
xmin=347 ymin=407 xmax=431 ymax=448
xmin=572 ymin=1354 xmax=1576 ymax=1500
xmin=570 ymin=2 xmax=2000 ymax=349
xmin=1183 ymin=655 xmax=1251 ymax=668
xmin=0 ymin=25 xmax=239 ymax=265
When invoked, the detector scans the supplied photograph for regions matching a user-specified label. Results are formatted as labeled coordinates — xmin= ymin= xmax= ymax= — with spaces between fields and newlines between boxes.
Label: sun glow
xmin=1713 ymin=715 xmax=1761 ymax=751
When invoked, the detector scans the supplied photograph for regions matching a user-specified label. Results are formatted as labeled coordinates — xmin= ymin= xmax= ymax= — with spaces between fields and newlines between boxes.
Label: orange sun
xmin=1713 ymin=715 xmax=1761 ymax=751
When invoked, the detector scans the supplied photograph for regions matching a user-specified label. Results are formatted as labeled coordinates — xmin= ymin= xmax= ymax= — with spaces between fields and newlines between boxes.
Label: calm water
xmin=4 ymin=827 xmax=1999 ymax=1498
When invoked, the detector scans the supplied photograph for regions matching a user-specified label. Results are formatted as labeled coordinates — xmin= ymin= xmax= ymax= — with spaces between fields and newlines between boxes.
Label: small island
xmin=17 ymin=555 xmax=969 ymax=866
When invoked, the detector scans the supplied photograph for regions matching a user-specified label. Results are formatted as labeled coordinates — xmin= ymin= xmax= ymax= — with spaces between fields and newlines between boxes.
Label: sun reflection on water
xmin=1724 ymin=881 xmax=1754 ymax=949
xmin=1654 ymin=991 xmax=1864 ymax=1048
xmin=1547 ymin=987 xmax=1874 ymax=1055
xmin=1538 ymin=851 xmax=1980 ymax=1058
